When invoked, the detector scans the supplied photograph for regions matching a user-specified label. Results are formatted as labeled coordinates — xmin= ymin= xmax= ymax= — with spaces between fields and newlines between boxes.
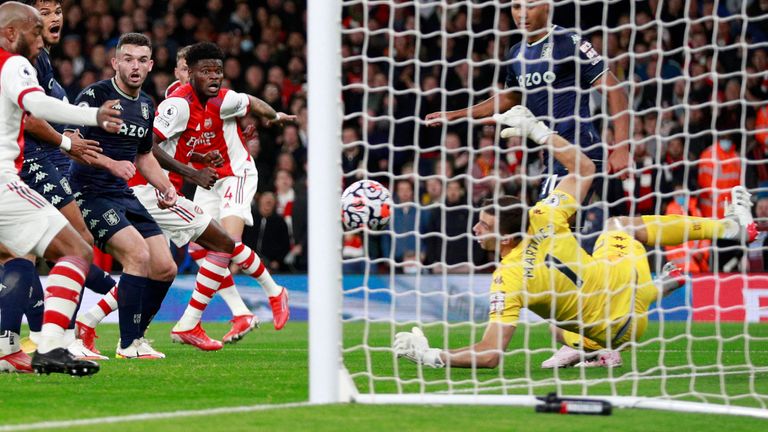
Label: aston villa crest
xmin=141 ymin=102 xmax=150 ymax=120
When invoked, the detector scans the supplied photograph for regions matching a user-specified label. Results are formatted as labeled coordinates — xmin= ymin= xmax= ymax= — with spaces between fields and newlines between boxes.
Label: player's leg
xmin=0 ymin=252 xmax=34 ymax=373
xmin=607 ymin=186 xmax=756 ymax=246
xmin=541 ymin=326 xmax=609 ymax=369
xmin=142 ymin=233 xmax=177 ymax=339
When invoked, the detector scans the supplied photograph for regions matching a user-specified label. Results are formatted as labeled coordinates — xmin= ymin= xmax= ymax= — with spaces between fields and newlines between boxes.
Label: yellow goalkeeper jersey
xmin=488 ymin=191 xmax=657 ymax=346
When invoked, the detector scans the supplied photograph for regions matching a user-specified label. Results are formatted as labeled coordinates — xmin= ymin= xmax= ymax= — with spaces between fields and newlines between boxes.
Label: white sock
xmin=79 ymin=286 xmax=118 ymax=328
xmin=174 ymin=252 xmax=230 ymax=331
xmin=217 ymin=274 xmax=252 ymax=316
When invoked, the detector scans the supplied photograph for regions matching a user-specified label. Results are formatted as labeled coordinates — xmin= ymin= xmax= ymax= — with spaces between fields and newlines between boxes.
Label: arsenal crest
xmin=141 ymin=102 xmax=150 ymax=120
xmin=204 ymin=118 xmax=213 ymax=129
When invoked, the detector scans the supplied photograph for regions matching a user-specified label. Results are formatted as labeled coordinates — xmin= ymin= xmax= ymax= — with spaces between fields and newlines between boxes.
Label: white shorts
xmin=0 ymin=179 xmax=68 ymax=257
xmin=132 ymin=184 xmax=212 ymax=247
xmin=194 ymin=169 xmax=258 ymax=226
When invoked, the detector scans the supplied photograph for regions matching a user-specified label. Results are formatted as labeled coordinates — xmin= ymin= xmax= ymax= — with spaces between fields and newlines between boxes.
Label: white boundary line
xmin=0 ymin=402 xmax=311 ymax=432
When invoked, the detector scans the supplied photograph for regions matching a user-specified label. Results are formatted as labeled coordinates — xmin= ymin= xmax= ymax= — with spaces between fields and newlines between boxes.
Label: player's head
xmin=22 ymin=0 xmax=61 ymax=46
xmin=510 ymin=0 xmax=551 ymax=36
xmin=186 ymin=42 xmax=225 ymax=98
xmin=474 ymin=196 xmax=526 ymax=252
xmin=112 ymin=32 xmax=153 ymax=92
xmin=0 ymin=2 xmax=45 ymax=61
xmin=174 ymin=45 xmax=190 ymax=85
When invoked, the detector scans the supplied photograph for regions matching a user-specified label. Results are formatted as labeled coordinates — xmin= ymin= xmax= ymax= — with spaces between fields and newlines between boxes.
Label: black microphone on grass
xmin=535 ymin=392 xmax=613 ymax=415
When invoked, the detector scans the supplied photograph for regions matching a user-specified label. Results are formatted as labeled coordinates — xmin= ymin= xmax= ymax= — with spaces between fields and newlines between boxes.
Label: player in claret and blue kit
xmin=66 ymin=32 xmax=179 ymax=359
xmin=425 ymin=0 xmax=631 ymax=368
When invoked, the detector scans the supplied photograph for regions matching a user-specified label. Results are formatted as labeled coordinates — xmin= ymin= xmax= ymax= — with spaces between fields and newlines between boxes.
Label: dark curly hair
xmin=185 ymin=42 xmax=225 ymax=68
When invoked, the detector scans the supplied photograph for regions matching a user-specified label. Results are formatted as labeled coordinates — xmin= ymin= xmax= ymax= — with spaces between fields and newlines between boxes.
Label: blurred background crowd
xmin=46 ymin=0 xmax=768 ymax=275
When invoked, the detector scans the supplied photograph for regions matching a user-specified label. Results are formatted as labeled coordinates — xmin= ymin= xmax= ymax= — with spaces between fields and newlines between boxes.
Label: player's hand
xmin=158 ymin=186 xmax=178 ymax=209
xmin=64 ymin=129 xmax=101 ymax=161
xmin=96 ymin=100 xmax=123 ymax=133
xmin=492 ymin=106 xmax=554 ymax=144
xmin=267 ymin=112 xmax=297 ymax=127
xmin=189 ymin=167 xmax=218 ymax=189
xmin=202 ymin=150 xmax=225 ymax=168
xmin=608 ymin=145 xmax=631 ymax=179
xmin=393 ymin=327 xmax=444 ymax=368
xmin=424 ymin=111 xmax=452 ymax=127
xmin=107 ymin=160 xmax=136 ymax=182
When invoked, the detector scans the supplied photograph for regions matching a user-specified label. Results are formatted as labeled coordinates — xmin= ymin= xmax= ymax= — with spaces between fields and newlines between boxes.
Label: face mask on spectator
xmin=719 ymin=139 xmax=733 ymax=152
xmin=675 ymin=195 xmax=687 ymax=207
xmin=241 ymin=39 xmax=254 ymax=52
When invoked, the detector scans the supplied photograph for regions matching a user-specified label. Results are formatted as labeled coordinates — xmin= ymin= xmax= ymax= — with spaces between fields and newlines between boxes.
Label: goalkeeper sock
xmin=217 ymin=275 xmax=252 ymax=317
xmin=231 ymin=242 xmax=282 ymax=297
xmin=79 ymin=286 xmax=118 ymax=329
xmin=641 ymin=215 xmax=735 ymax=246
xmin=561 ymin=330 xmax=604 ymax=352
xmin=175 ymin=252 xmax=230 ymax=331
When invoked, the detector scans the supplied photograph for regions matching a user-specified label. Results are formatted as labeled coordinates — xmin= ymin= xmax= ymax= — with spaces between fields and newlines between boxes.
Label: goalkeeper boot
xmin=32 ymin=348 xmax=100 ymax=376
xmin=115 ymin=339 xmax=165 ymax=359
xmin=268 ymin=287 xmax=290 ymax=330
xmin=725 ymin=186 xmax=758 ymax=242
xmin=67 ymin=339 xmax=109 ymax=361
xmin=656 ymin=262 xmax=687 ymax=297
xmin=75 ymin=321 xmax=100 ymax=354
xmin=171 ymin=323 xmax=223 ymax=351
xmin=575 ymin=350 xmax=623 ymax=368
xmin=541 ymin=345 xmax=582 ymax=369
xmin=223 ymin=314 xmax=260 ymax=344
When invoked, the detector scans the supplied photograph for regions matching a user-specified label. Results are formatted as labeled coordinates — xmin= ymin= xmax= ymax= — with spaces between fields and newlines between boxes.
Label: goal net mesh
xmin=338 ymin=0 xmax=768 ymax=411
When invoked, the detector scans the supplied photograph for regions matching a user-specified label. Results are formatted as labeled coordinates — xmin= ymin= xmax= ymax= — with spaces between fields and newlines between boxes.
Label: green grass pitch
xmin=1 ymin=322 xmax=767 ymax=431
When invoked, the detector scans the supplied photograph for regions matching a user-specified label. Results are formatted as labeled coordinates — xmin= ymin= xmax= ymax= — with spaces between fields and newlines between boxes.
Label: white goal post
xmin=307 ymin=0 xmax=768 ymax=419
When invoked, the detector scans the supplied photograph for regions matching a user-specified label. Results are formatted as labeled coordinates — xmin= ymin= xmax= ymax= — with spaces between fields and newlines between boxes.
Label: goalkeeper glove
xmin=393 ymin=327 xmax=445 ymax=368
xmin=492 ymin=106 xmax=555 ymax=145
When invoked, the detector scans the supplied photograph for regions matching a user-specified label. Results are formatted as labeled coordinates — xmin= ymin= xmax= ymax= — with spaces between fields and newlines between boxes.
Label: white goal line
xmin=0 ymin=401 xmax=311 ymax=432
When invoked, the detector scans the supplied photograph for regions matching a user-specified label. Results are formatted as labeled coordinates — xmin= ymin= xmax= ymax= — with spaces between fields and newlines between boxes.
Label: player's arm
xmin=135 ymin=149 xmax=177 ymax=208
xmin=443 ymin=322 xmax=517 ymax=368
xmin=493 ymin=106 xmax=596 ymax=204
xmin=24 ymin=117 xmax=101 ymax=163
xmin=425 ymin=90 xmax=521 ymax=126
xmin=151 ymin=134 xmax=217 ymax=189
xmin=593 ymin=71 xmax=630 ymax=176
xmin=244 ymin=94 xmax=296 ymax=126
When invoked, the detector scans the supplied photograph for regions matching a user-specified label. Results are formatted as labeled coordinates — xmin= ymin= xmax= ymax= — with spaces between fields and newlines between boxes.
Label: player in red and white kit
xmin=75 ymin=42 xmax=292 ymax=351
xmin=165 ymin=43 xmax=293 ymax=341
xmin=0 ymin=1 xmax=121 ymax=376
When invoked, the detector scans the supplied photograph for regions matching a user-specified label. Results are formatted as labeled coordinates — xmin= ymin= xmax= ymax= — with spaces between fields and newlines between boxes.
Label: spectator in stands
xmin=623 ymin=138 xmax=663 ymax=215
xmin=471 ymin=136 xmax=511 ymax=205
xmin=423 ymin=180 xmax=477 ymax=273
xmin=274 ymin=170 xmax=296 ymax=239
xmin=381 ymin=179 xmax=424 ymax=264
xmin=663 ymin=184 xmax=711 ymax=273
xmin=342 ymin=125 xmax=364 ymax=187
xmin=445 ymin=131 xmax=469 ymax=176
xmin=698 ymin=131 xmax=742 ymax=218
xmin=242 ymin=192 xmax=291 ymax=273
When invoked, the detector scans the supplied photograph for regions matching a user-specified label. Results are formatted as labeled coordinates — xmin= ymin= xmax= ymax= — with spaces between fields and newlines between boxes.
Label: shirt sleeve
xmin=153 ymin=97 xmax=190 ymax=141
xmin=572 ymin=34 xmax=608 ymax=88
xmin=488 ymin=268 xmax=522 ymax=326
xmin=0 ymin=55 xmax=44 ymax=111
xmin=219 ymin=89 xmax=250 ymax=120
xmin=138 ymin=100 xmax=155 ymax=154
xmin=529 ymin=190 xmax=579 ymax=233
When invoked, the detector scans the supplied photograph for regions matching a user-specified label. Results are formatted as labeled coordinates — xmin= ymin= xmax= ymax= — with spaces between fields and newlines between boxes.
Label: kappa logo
xmin=82 ymin=208 xmax=91 ymax=218
xmin=103 ymin=209 xmax=121 ymax=226
xmin=112 ymin=101 xmax=123 ymax=111
xmin=90 ymin=219 xmax=99 ymax=229
xmin=84 ymin=88 xmax=96 ymax=98
xmin=28 ymin=162 xmax=42 ymax=172
xmin=50 ymin=195 xmax=62 ymax=206
xmin=42 ymin=183 xmax=55 ymax=194
xmin=493 ymin=275 xmax=504 ymax=285
xmin=570 ymin=34 xmax=581 ymax=45
xmin=98 ymin=229 xmax=108 ymax=238
xmin=34 ymin=172 xmax=48 ymax=183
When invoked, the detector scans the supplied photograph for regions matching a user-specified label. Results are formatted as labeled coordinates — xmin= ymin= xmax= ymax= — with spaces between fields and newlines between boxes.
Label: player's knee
xmin=79 ymin=228 xmax=95 ymax=247
xmin=155 ymin=260 xmax=177 ymax=282
xmin=73 ymin=241 xmax=94 ymax=264
xmin=126 ymin=245 xmax=151 ymax=269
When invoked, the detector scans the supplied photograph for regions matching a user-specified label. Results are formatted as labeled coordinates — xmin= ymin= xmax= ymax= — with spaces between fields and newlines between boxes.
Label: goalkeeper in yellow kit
xmin=393 ymin=106 xmax=757 ymax=369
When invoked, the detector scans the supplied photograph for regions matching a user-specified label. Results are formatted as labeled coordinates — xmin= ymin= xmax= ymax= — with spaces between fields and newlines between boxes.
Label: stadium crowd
xmin=46 ymin=0 xmax=767 ymax=275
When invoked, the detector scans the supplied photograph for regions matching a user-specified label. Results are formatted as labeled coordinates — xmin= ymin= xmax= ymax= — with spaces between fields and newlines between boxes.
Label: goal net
xmin=308 ymin=0 xmax=768 ymax=417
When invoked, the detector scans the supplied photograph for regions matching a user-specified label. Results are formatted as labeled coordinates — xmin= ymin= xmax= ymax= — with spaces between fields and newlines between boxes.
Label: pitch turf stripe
xmin=0 ymin=401 xmax=310 ymax=431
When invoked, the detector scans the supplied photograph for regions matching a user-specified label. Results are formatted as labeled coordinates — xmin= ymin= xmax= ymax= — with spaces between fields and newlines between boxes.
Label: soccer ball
xmin=341 ymin=180 xmax=393 ymax=231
